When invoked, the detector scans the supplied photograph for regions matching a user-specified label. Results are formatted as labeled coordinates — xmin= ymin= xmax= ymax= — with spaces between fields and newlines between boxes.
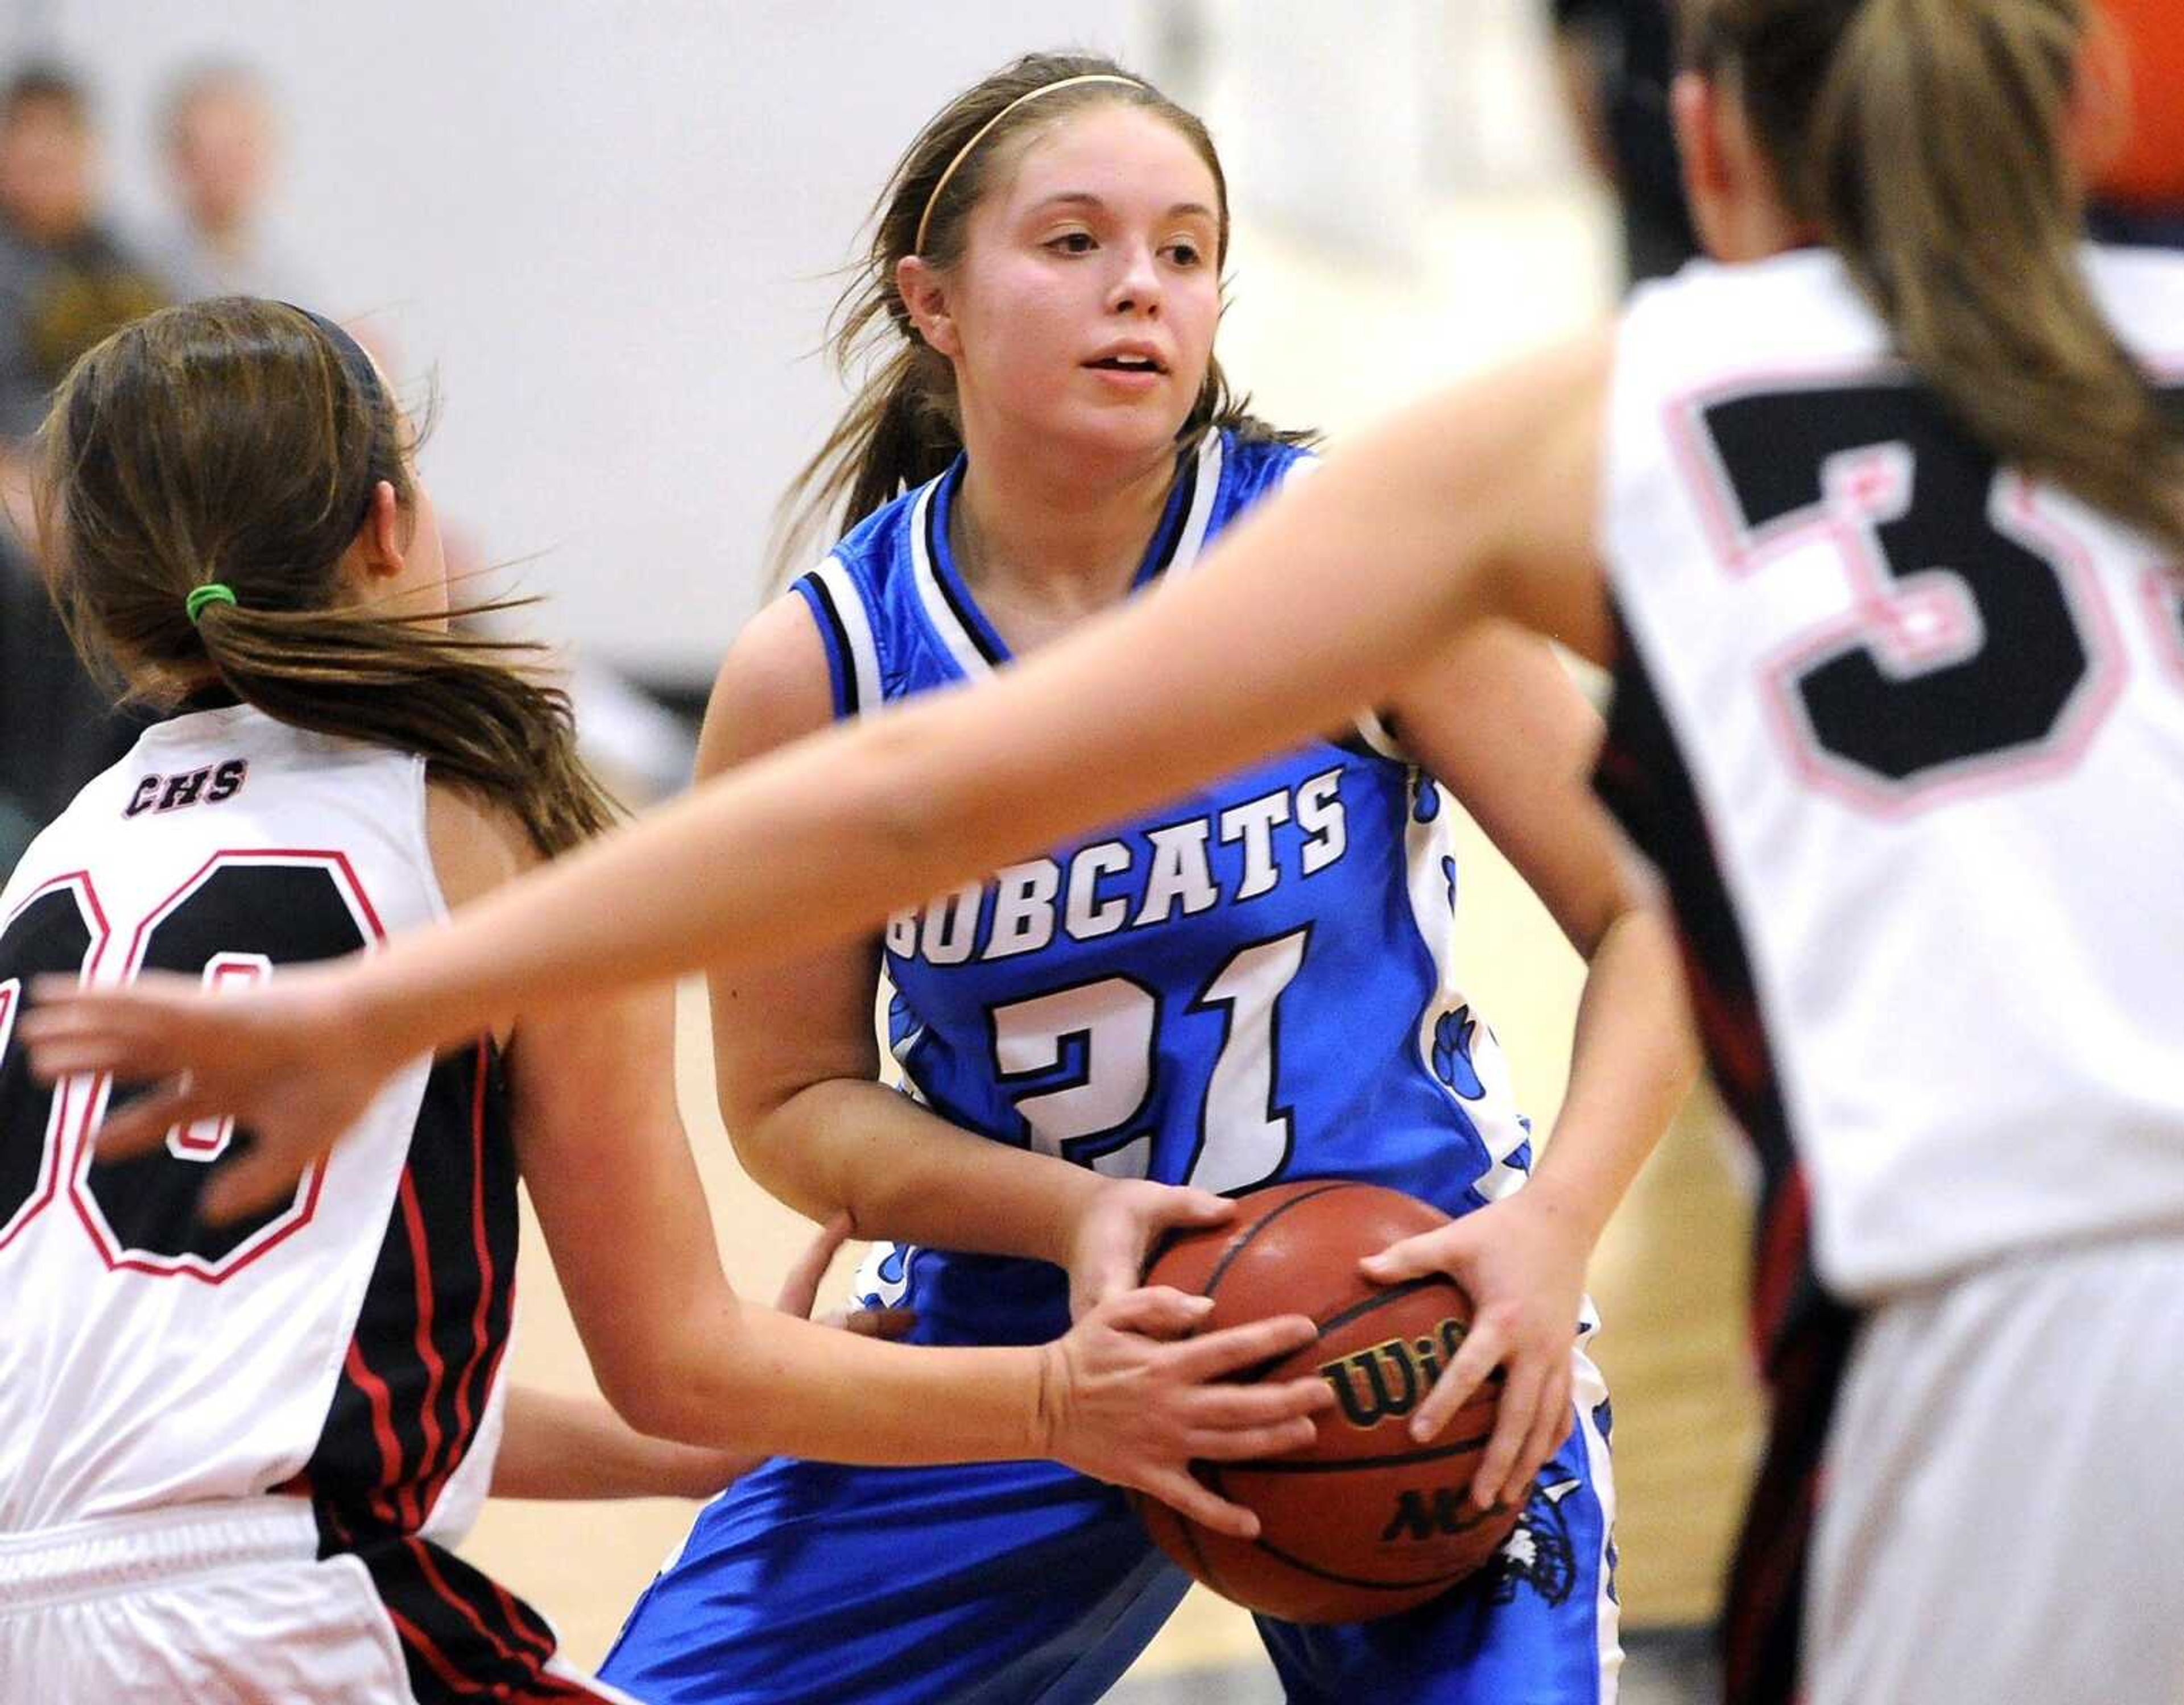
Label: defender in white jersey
xmin=32 ymin=5 xmax=2184 ymax=1703
xmin=0 ymin=296 xmax=1345 ymax=1703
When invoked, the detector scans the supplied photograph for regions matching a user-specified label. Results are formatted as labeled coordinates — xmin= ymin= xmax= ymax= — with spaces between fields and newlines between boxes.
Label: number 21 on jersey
xmin=988 ymin=926 xmax=1312 ymax=1195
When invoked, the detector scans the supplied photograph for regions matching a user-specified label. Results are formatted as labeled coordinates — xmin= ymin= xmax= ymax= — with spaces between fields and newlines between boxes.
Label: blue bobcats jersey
xmin=791 ymin=429 xmax=1535 ymax=1346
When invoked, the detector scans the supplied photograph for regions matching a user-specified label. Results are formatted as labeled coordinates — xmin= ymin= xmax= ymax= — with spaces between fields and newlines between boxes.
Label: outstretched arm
xmin=492 ymin=1388 xmax=762 ymax=1503
xmin=29 ymin=329 xmax=1619 ymax=1212
xmin=502 ymin=972 xmax=1326 ymax=1534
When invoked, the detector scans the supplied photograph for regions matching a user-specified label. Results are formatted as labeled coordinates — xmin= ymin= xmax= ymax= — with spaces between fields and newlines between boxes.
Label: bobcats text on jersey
xmin=883 ymin=768 xmax=1347 ymax=966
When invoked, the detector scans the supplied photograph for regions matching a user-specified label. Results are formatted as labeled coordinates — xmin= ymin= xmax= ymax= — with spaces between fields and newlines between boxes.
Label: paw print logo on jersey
xmin=1432 ymin=1006 xmax=1486 ymax=1100
xmin=1489 ymin=1476 xmax=1581 ymax=1609
xmin=1441 ymin=854 xmax=1457 ymax=912
xmin=851 ymin=1240 xmax=917 ymax=1313
xmin=1410 ymin=775 xmax=1442 ymax=825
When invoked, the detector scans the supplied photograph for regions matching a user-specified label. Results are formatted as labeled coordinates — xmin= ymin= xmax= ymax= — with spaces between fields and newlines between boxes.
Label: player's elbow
xmin=722 ymin=1082 xmax=852 ymax=1222
xmin=594 ymin=1305 xmax=760 ymax=1447
xmin=599 ymin=1375 xmax=696 ymax=1446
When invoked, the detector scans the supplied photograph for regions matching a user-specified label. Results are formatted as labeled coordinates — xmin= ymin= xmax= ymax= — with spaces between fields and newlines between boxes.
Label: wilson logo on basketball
xmin=1318 ymin=1317 xmax=1466 ymax=1429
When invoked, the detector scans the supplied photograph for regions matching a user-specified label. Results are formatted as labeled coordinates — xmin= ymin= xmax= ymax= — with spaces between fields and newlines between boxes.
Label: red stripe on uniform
xmin=388 ymin=1612 xmax=607 ymax=1703
xmin=421 ymin=1041 xmax=507 ymax=1525
xmin=386 ymin=1605 xmax=477 ymax=1694
xmin=485 ymin=1572 xmax=559 ymax=1661
xmin=342 ymin=1339 xmax=408 ymax=1532
xmin=1751 ymin=1169 xmax=1811 ymax=1359
xmin=408 ymin=1537 xmax=556 ymax=1669
xmin=453 ymin=1042 xmax=497 ymax=1450
xmin=398 ymin=1167 xmax=450 ymax=1525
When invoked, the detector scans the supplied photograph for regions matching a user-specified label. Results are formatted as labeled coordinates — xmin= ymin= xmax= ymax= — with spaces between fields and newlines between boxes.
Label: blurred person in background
xmin=0 ymin=64 xmax=168 ymax=502
xmin=0 ymin=63 xmax=166 ymax=878
xmin=148 ymin=60 xmax=323 ymax=304
xmin=1548 ymin=0 xmax=1696 ymax=287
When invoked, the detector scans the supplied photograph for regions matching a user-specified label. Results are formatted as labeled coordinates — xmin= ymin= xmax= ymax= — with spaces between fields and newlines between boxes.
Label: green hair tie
xmin=185 ymin=583 xmax=238 ymax=624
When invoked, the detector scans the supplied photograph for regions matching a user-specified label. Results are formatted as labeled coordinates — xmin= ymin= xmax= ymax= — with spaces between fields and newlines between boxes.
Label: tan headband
xmin=912 ymin=73 xmax=1148 ymax=256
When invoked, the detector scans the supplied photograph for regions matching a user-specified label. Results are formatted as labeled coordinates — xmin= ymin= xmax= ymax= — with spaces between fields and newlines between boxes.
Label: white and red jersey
xmin=0 ymin=703 xmax=512 ymax=1548
xmin=1596 ymin=246 xmax=2184 ymax=1306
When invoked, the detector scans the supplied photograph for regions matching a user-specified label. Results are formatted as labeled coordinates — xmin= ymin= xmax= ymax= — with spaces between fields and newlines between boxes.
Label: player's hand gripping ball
xmin=1130 ymin=1181 xmax=1520 ymax=1623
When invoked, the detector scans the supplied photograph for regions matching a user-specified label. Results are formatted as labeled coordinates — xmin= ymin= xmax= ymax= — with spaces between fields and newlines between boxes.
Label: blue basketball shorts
xmin=598 ymin=1352 xmax=1619 ymax=1704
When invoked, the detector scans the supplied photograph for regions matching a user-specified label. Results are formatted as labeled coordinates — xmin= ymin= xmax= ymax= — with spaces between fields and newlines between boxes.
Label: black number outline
xmin=65 ymin=849 xmax=383 ymax=1284
xmin=0 ymin=873 xmax=111 ymax=1253
xmin=987 ymin=969 xmax=1163 ymax=1177
xmin=1674 ymin=370 xmax=2128 ymax=814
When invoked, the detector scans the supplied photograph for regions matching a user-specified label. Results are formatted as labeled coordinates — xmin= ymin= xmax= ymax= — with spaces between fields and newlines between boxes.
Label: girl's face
xmin=920 ymin=103 xmax=1224 ymax=467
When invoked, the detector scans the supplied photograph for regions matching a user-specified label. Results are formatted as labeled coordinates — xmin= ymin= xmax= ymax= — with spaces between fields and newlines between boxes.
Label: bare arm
xmin=1360 ymin=623 xmax=1696 ymax=1501
xmin=506 ymin=967 xmax=1322 ymax=1511
xmin=698 ymin=599 xmax=1109 ymax=1264
xmin=1392 ymin=625 xmax=1692 ymax=1248
xmin=492 ymin=1387 xmax=762 ymax=1501
xmin=490 ymin=1212 xmax=892 ymax=1501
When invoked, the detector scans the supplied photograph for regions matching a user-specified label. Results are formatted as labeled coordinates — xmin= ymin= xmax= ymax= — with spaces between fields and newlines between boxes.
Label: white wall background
xmin=11 ymin=2 xmax=1151 ymax=678
xmin=9 ymin=1 xmax=1590 ymax=684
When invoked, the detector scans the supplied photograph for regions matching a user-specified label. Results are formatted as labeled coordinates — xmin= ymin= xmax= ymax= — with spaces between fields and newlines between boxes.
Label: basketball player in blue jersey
xmin=584 ymin=53 xmax=1690 ymax=1705
xmin=51 ymin=8 xmax=2184 ymax=1702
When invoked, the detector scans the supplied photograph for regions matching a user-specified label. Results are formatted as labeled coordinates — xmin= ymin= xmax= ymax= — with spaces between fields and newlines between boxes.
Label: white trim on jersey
xmin=1162 ymin=429 xmax=1225 ymax=577
xmin=913 ymin=432 xmax=1229 ymax=677
xmin=1396 ymin=777 xmax=1533 ymax=1206
xmin=1352 ymin=708 xmax=1407 ymax=762
xmin=1571 ymin=1346 xmax=1623 ymax=1701
xmin=908 ymin=482 xmax=994 ymax=681
xmin=809 ymin=555 xmax=884 ymax=717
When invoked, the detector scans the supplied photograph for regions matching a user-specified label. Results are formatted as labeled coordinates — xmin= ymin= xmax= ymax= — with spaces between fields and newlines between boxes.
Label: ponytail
xmin=39 ymin=297 xmax=618 ymax=858
xmin=1822 ymin=0 xmax=2184 ymax=554
xmin=181 ymin=595 xmax=613 ymax=857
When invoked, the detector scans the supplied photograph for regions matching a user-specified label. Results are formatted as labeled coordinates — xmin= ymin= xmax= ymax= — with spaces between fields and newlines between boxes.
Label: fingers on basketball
xmin=1412 ymin=1307 xmax=1506 ymax=1441
xmin=1102 ymin=1285 xmax=1214 ymax=1338
xmin=1134 ymin=1180 xmax=1528 ymax=1623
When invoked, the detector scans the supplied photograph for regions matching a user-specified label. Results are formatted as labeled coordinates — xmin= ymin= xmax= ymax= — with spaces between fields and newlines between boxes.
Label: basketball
xmin=1131 ymin=1180 xmax=1521 ymax=1624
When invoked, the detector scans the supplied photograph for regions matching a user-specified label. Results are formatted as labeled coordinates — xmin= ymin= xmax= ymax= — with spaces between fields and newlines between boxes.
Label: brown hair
xmin=1 ymin=64 xmax=89 ymax=131
xmin=37 ymin=297 xmax=615 ymax=856
xmin=772 ymin=49 xmax=1312 ymax=578
xmin=1686 ymin=0 xmax=2184 ymax=558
